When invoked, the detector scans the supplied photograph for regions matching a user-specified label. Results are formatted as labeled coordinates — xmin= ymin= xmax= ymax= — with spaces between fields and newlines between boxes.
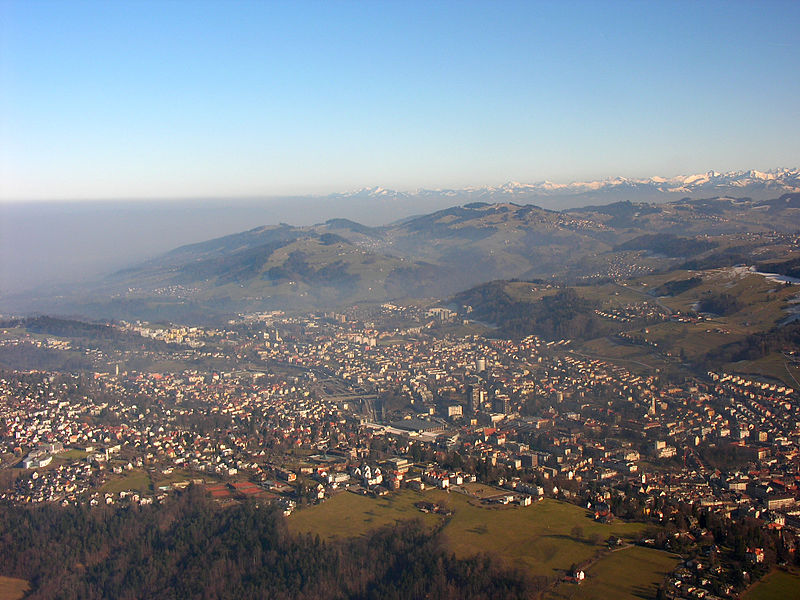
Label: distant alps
xmin=327 ymin=167 xmax=800 ymax=209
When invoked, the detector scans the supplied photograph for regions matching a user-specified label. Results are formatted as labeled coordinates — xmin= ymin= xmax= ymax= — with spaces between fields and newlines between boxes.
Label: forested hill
xmin=453 ymin=283 xmax=610 ymax=341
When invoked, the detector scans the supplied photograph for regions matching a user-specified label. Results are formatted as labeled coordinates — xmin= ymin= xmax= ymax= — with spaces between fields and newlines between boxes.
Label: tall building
xmin=469 ymin=385 xmax=486 ymax=413
xmin=492 ymin=394 xmax=510 ymax=415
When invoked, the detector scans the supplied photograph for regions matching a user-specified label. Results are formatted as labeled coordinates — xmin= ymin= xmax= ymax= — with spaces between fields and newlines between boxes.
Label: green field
xmin=546 ymin=545 xmax=679 ymax=600
xmin=288 ymin=489 xmax=441 ymax=539
xmin=290 ymin=489 xmax=650 ymax=578
xmin=744 ymin=568 xmax=800 ymax=600
xmin=58 ymin=449 xmax=88 ymax=461
xmin=100 ymin=469 xmax=151 ymax=494
xmin=101 ymin=467 xmax=206 ymax=496
xmin=0 ymin=576 xmax=29 ymax=600
xmin=575 ymin=339 xmax=671 ymax=374
xmin=428 ymin=492 xmax=647 ymax=577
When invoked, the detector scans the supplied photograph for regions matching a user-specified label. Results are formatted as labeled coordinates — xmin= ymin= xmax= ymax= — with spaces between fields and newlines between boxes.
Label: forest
xmin=696 ymin=292 xmax=743 ymax=317
xmin=613 ymin=233 xmax=717 ymax=258
xmin=653 ymin=276 xmax=702 ymax=297
xmin=0 ymin=486 xmax=533 ymax=600
xmin=455 ymin=285 xmax=610 ymax=340
xmin=758 ymin=256 xmax=800 ymax=279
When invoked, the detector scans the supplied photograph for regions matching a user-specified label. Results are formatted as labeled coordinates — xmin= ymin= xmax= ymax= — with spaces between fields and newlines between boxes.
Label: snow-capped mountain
xmin=328 ymin=168 xmax=800 ymax=208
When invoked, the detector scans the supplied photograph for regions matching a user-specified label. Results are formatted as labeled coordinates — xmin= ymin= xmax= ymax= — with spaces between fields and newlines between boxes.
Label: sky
xmin=1 ymin=0 xmax=799 ymax=201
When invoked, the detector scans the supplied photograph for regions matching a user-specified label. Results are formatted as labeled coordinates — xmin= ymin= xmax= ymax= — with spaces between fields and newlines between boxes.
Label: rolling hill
xmin=6 ymin=192 xmax=800 ymax=322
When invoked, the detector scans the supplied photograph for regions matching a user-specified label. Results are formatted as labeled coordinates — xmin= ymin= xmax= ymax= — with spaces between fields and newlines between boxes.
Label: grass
xmin=575 ymin=266 xmax=800 ymax=382
xmin=643 ymin=320 xmax=735 ymax=361
xmin=458 ymin=482 xmax=509 ymax=499
xmin=744 ymin=567 xmax=800 ymax=600
xmin=501 ymin=282 xmax=551 ymax=303
xmin=152 ymin=469 xmax=201 ymax=489
xmin=100 ymin=469 xmax=151 ymax=494
xmin=58 ymin=449 xmax=88 ymax=460
xmin=428 ymin=493 xmax=647 ymax=577
xmin=0 ymin=576 xmax=29 ymax=600
xmin=290 ymin=490 xmax=651 ymax=579
xmin=545 ymin=545 xmax=680 ymax=600
xmin=658 ymin=270 xmax=794 ymax=332
xmin=576 ymin=282 xmax=645 ymax=306
xmin=577 ymin=338 xmax=671 ymax=374
xmin=725 ymin=353 xmax=800 ymax=388
xmin=288 ymin=489 xmax=441 ymax=539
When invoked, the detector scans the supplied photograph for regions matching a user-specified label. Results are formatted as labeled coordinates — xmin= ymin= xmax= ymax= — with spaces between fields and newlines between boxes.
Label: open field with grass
xmin=575 ymin=339 xmax=672 ymax=374
xmin=643 ymin=320 xmax=736 ymax=361
xmin=545 ymin=545 xmax=679 ymax=600
xmin=456 ymin=481 xmax=510 ymax=499
xmin=0 ymin=576 xmax=29 ymax=600
xmin=502 ymin=282 xmax=552 ymax=303
xmin=152 ymin=469 xmax=203 ymax=489
xmin=582 ymin=269 xmax=800 ymax=383
xmin=58 ymin=449 xmax=88 ymax=461
xmin=288 ymin=489 xmax=441 ymax=539
xmin=726 ymin=354 xmax=800 ymax=388
xmin=744 ymin=567 xmax=800 ymax=600
xmin=575 ymin=282 xmax=645 ymax=306
xmin=101 ymin=469 xmax=151 ymax=494
xmin=290 ymin=489 xmax=651 ymax=578
xmin=428 ymin=492 xmax=648 ymax=577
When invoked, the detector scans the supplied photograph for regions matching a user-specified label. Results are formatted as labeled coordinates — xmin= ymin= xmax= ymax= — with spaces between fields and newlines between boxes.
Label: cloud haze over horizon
xmin=1 ymin=0 xmax=799 ymax=202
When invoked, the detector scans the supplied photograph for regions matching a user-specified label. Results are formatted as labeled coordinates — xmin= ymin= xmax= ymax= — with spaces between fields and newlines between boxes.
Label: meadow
xmin=545 ymin=545 xmax=679 ymax=600
xmin=100 ymin=469 xmax=152 ymax=494
xmin=290 ymin=488 xmax=651 ymax=578
xmin=744 ymin=567 xmax=800 ymax=600
xmin=287 ymin=489 xmax=441 ymax=539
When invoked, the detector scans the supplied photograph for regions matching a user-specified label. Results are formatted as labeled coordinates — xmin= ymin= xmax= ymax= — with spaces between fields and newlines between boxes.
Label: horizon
xmin=1 ymin=164 xmax=798 ymax=205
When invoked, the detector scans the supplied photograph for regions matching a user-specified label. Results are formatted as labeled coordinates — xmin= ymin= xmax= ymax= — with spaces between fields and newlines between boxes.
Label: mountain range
xmin=325 ymin=167 xmax=800 ymax=209
xmin=7 ymin=189 xmax=800 ymax=323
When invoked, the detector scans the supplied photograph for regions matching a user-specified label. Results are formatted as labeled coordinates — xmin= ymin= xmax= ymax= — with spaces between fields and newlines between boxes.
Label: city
xmin=2 ymin=296 xmax=799 ymax=598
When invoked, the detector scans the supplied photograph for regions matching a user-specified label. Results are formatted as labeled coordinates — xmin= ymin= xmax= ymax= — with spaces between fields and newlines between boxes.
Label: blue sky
xmin=1 ymin=0 xmax=799 ymax=201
